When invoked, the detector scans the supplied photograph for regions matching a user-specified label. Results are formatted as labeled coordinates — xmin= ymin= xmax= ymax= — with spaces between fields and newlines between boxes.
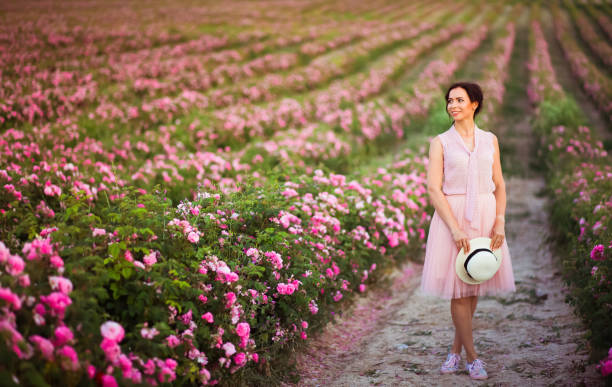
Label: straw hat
xmin=455 ymin=237 xmax=502 ymax=285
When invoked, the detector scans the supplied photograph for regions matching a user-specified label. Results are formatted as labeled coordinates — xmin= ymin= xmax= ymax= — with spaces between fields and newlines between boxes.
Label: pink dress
xmin=420 ymin=123 xmax=516 ymax=299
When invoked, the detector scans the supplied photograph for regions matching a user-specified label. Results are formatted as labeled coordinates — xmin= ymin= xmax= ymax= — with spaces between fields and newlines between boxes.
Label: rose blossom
xmin=236 ymin=322 xmax=250 ymax=338
xmin=6 ymin=255 xmax=25 ymax=275
xmin=233 ymin=352 xmax=247 ymax=367
xmin=590 ymin=244 xmax=605 ymax=261
xmin=100 ymin=321 xmax=125 ymax=342
xmin=166 ymin=335 xmax=180 ymax=348
xmin=222 ymin=342 xmax=236 ymax=357
xmin=187 ymin=232 xmax=199 ymax=244
xmin=100 ymin=338 xmax=121 ymax=363
xmin=29 ymin=335 xmax=54 ymax=360
xmin=201 ymin=312 xmax=214 ymax=323
xmin=49 ymin=276 xmax=73 ymax=295
xmin=54 ymin=325 xmax=74 ymax=346
xmin=143 ymin=252 xmax=157 ymax=266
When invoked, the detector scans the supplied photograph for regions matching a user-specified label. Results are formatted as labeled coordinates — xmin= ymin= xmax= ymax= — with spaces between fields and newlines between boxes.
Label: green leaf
xmin=121 ymin=267 xmax=133 ymax=279
xmin=130 ymin=208 xmax=148 ymax=217
xmin=243 ymin=264 xmax=265 ymax=278
xmin=172 ymin=279 xmax=191 ymax=290
xmin=107 ymin=271 xmax=120 ymax=282
xmin=108 ymin=243 xmax=120 ymax=259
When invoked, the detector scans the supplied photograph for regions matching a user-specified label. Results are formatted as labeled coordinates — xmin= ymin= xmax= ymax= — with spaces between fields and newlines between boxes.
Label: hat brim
xmin=455 ymin=237 xmax=502 ymax=285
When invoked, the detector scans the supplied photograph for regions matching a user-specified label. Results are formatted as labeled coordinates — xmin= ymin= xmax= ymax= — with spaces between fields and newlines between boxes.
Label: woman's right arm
xmin=426 ymin=136 xmax=471 ymax=254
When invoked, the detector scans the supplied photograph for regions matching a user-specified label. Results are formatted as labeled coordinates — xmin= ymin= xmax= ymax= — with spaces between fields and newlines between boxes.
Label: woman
xmin=420 ymin=82 xmax=516 ymax=380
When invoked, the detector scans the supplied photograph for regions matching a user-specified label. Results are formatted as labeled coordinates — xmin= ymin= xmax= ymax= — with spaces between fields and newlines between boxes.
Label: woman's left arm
xmin=490 ymin=133 xmax=506 ymax=250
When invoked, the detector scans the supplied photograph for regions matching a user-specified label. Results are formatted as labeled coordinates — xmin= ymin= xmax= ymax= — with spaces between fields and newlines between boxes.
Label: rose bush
xmin=0 ymin=141 xmax=431 ymax=385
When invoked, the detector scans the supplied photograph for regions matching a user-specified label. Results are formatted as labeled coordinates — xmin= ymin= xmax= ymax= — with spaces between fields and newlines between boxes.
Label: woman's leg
xmin=450 ymin=296 xmax=478 ymax=362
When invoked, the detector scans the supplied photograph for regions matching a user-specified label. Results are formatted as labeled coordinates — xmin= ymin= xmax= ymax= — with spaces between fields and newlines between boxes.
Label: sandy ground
xmin=292 ymin=176 xmax=603 ymax=387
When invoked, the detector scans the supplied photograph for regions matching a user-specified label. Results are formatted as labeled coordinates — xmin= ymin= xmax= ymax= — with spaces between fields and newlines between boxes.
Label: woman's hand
xmin=490 ymin=218 xmax=505 ymax=250
xmin=451 ymin=227 xmax=470 ymax=254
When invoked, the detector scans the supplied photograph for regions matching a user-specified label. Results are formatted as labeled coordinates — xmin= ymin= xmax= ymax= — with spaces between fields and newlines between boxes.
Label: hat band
xmin=463 ymin=248 xmax=493 ymax=280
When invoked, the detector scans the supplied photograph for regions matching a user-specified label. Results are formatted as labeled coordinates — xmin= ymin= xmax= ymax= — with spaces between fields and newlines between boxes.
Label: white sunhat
xmin=455 ymin=237 xmax=503 ymax=285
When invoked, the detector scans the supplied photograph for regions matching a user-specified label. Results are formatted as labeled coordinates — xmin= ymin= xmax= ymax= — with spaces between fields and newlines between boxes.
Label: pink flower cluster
xmin=168 ymin=218 xmax=202 ymax=244
xmin=277 ymin=279 xmax=301 ymax=295
xmin=96 ymin=320 xmax=180 ymax=385
xmin=199 ymin=254 xmax=239 ymax=283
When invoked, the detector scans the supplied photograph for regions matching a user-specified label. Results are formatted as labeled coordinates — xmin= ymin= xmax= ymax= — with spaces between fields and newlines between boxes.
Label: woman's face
xmin=447 ymin=87 xmax=478 ymax=121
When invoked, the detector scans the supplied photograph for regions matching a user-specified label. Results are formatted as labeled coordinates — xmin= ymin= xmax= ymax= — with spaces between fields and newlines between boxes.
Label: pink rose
xmin=29 ymin=335 xmax=54 ymax=360
xmin=87 ymin=365 xmax=97 ymax=379
xmin=224 ymin=271 xmax=239 ymax=282
xmin=49 ymin=255 xmax=64 ymax=268
xmin=201 ymin=312 xmax=214 ymax=323
xmin=222 ymin=342 xmax=236 ymax=357
xmin=48 ymin=276 xmax=73 ymax=295
xmin=141 ymin=326 xmax=159 ymax=339
xmin=54 ymin=325 xmax=74 ymax=346
xmin=233 ymin=352 xmax=247 ymax=367
xmin=236 ymin=322 xmax=250 ymax=338
xmin=6 ymin=255 xmax=25 ymax=275
xmin=18 ymin=274 xmax=30 ymax=287
xmin=224 ymin=292 xmax=236 ymax=308
xmin=143 ymin=359 xmax=156 ymax=375
xmin=58 ymin=345 xmax=79 ymax=370
xmin=128 ymin=369 xmax=142 ymax=384
xmin=590 ymin=244 xmax=605 ymax=261
xmin=101 ymin=374 xmax=118 ymax=387
xmin=43 ymin=181 xmax=61 ymax=197
xmin=100 ymin=338 xmax=121 ymax=363
xmin=143 ymin=252 xmax=157 ymax=266
xmin=100 ymin=321 xmax=125 ymax=342
xmin=333 ymin=290 xmax=343 ymax=302
xmin=158 ymin=367 xmax=176 ymax=383
xmin=187 ymin=232 xmax=199 ymax=244
xmin=0 ymin=287 xmax=22 ymax=310
xmin=118 ymin=354 xmax=132 ymax=374
xmin=200 ymin=368 xmax=211 ymax=382
xmin=165 ymin=335 xmax=180 ymax=347
xmin=164 ymin=358 xmax=177 ymax=370
xmin=92 ymin=228 xmax=106 ymax=237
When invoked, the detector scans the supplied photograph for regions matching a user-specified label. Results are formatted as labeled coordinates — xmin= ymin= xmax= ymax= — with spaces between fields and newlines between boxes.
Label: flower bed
xmin=0 ymin=138 xmax=433 ymax=385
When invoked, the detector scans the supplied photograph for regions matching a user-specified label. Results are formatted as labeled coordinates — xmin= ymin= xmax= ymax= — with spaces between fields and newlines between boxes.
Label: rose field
xmin=0 ymin=0 xmax=611 ymax=386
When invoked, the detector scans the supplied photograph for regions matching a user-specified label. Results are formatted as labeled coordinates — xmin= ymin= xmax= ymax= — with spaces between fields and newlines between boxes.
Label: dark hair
xmin=444 ymin=82 xmax=483 ymax=120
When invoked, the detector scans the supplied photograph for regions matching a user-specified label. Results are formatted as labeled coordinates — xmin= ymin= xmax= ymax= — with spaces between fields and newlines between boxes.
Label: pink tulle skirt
xmin=420 ymin=192 xmax=516 ymax=299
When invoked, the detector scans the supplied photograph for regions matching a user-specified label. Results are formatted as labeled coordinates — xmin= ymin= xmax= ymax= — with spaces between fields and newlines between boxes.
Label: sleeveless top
xmin=437 ymin=123 xmax=496 ymax=230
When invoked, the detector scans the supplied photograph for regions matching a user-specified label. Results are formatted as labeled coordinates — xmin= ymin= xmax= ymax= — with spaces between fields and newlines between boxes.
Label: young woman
xmin=420 ymin=82 xmax=516 ymax=380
